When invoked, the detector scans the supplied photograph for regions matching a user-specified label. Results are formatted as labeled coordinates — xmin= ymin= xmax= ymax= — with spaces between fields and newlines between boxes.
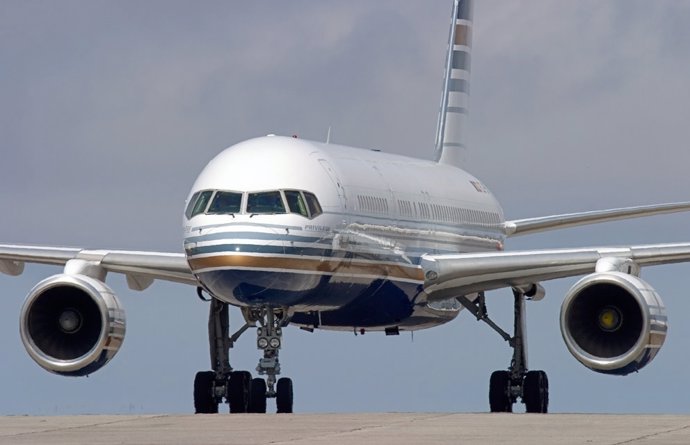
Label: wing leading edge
xmin=503 ymin=201 xmax=690 ymax=237
xmin=0 ymin=244 xmax=196 ymax=290
xmin=421 ymin=243 xmax=690 ymax=300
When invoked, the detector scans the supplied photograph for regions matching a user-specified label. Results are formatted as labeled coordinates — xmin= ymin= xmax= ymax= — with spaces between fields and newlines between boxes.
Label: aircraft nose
xmin=186 ymin=226 xmax=326 ymax=306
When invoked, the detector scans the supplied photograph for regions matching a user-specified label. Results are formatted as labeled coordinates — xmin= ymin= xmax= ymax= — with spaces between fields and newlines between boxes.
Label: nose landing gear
xmin=249 ymin=307 xmax=293 ymax=413
xmin=193 ymin=295 xmax=294 ymax=414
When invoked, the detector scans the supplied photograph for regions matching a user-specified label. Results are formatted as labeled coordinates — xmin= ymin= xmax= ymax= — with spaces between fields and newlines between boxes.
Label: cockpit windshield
xmin=207 ymin=191 xmax=242 ymax=215
xmin=284 ymin=190 xmax=309 ymax=217
xmin=304 ymin=192 xmax=322 ymax=217
xmin=185 ymin=192 xmax=201 ymax=219
xmin=247 ymin=191 xmax=286 ymax=214
xmin=188 ymin=190 xmax=213 ymax=218
xmin=185 ymin=188 xmax=322 ymax=219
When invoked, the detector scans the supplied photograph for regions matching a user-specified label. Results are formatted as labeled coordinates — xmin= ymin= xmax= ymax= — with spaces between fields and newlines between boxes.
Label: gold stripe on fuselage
xmin=188 ymin=254 xmax=425 ymax=282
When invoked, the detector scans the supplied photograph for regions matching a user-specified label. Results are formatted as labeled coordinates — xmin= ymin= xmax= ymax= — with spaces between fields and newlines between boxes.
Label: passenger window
xmin=185 ymin=192 xmax=201 ymax=219
xmin=247 ymin=191 xmax=286 ymax=214
xmin=190 ymin=190 xmax=213 ymax=218
xmin=284 ymin=190 xmax=309 ymax=217
xmin=304 ymin=192 xmax=322 ymax=217
xmin=207 ymin=191 xmax=242 ymax=215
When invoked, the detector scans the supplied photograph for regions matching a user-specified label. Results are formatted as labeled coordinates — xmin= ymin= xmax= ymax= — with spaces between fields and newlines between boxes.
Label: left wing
xmin=0 ymin=244 xmax=196 ymax=290
xmin=421 ymin=243 xmax=690 ymax=299
xmin=503 ymin=202 xmax=690 ymax=237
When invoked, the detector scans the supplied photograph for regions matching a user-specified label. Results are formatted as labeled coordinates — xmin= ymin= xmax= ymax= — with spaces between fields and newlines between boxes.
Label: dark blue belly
xmin=197 ymin=269 xmax=420 ymax=327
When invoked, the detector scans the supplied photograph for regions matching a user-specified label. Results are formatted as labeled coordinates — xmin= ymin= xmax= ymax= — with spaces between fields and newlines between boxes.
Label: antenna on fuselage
xmin=326 ymin=126 xmax=332 ymax=144
xmin=434 ymin=0 xmax=473 ymax=167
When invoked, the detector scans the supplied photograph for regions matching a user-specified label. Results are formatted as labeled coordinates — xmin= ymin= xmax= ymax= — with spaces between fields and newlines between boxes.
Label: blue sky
xmin=1 ymin=0 xmax=690 ymax=414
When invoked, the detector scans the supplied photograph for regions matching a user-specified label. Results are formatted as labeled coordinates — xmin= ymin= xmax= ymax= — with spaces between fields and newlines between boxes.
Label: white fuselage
xmin=182 ymin=135 xmax=505 ymax=331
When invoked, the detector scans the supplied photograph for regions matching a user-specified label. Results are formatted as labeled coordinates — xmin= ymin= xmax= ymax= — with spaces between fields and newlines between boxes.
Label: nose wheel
xmin=276 ymin=377 xmax=294 ymax=413
xmin=249 ymin=378 xmax=267 ymax=413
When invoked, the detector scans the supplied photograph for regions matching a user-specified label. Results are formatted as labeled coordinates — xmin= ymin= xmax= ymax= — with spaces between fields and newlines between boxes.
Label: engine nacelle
xmin=19 ymin=274 xmax=126 ymax=376
xmin=560 ymin=272 xmax=667 ymax=375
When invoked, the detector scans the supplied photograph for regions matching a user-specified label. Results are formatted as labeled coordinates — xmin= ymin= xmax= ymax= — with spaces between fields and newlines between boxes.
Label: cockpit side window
xmin=190 ymin=190 xmax=213 ymax=218
xmin=303 ymin=192 xmax=322 ymax=218
xmin=247 ymin=191 xmax=286 ymax=214
xmin=284 ymin=190 xmax=309 ymax=217
xmin=207 ymin=191 xmax=242 ymax=215
xmin=185 ymin=191 xmax=201 ymax=219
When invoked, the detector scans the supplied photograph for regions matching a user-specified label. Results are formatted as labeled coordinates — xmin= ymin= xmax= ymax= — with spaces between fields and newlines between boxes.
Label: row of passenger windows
xmin=186 ymin=189 xmax=322 ymax=219
xmin=357 ymin=195 xmax=389 ymax=214
xmin=429 ymin=203 xmax=501 ymax=226
xmin=357 ymin=195 xmax=500 ymax=226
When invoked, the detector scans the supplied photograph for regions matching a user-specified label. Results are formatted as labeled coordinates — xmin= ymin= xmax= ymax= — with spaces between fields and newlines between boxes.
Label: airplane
xmin=2 ymin=0 xmax=690 ymax=414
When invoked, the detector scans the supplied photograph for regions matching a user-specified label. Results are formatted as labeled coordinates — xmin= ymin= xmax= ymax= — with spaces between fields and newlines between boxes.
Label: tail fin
xmin=434 ymin=0 xmax=473 ymax=167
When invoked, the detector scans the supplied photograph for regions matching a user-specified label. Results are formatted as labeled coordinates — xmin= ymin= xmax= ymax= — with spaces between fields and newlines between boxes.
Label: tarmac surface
xmin=1 ymin=413 xmax=690 ymax=445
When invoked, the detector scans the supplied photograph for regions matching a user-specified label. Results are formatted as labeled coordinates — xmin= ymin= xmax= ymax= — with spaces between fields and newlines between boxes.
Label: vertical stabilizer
xmin=434 ymin=0 xmax=473 ymax=167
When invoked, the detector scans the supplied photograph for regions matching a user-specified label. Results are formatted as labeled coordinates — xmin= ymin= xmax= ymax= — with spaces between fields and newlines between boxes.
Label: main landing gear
xmin=193 ymin=296 xmax=294 ymax=414
xmin=457 ymin=288 xmax=549 ymax=413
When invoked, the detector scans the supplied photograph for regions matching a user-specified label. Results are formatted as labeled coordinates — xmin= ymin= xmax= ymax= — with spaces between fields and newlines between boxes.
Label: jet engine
xmin=19 ymin=274 xmax=126 ymax=376
xmin=560 ymin=271 xmax=667 ymax=375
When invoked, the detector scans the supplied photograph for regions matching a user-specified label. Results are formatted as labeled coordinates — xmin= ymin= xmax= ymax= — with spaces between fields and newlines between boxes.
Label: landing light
xmin=269 ymin=338 xmax=281 ymax=349
xmin=257 ymin=337 xmax=269 ymax=349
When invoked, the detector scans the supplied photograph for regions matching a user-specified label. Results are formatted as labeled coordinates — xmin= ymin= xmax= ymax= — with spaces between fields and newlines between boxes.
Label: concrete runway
xmin=1 ymin=413 xmax=690 ymax=445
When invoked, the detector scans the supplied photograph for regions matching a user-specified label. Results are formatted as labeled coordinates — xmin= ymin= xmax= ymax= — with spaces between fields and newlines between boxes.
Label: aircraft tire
xmin=193 ymin=371 xmax=218 ymax=414
xmin=228 ymin=370 xmax=251 ymax=413
xmin=523 ymin=370 xmax=549 ymax=413
xmin=276 ymin=377 xmax=294 ymax=413
xmin=489 ymin=370 xmax=512 ymax=413
xmin=248 ymin=378 xmax=267 ymax=413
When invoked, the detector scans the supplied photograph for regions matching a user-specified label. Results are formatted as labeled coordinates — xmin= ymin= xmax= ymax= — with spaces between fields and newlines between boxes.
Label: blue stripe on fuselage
xmin=185 ymin=231 xmax=326 ymax=244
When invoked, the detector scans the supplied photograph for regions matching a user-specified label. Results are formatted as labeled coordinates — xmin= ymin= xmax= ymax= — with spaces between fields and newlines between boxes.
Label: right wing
xmin=0 ymin=244 xmax=196 ymax=290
